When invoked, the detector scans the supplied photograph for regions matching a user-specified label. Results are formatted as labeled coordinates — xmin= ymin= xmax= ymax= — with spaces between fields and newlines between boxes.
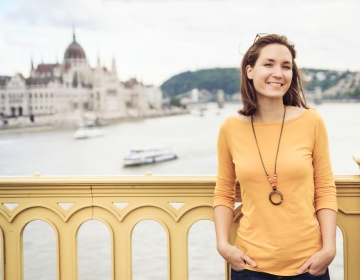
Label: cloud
xmin=1 ymin=0 xmax=360 ymax=85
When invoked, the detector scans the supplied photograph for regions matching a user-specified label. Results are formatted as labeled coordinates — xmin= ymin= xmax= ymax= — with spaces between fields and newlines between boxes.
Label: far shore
xmin=0 ymin=110 xmax=190 ymax=134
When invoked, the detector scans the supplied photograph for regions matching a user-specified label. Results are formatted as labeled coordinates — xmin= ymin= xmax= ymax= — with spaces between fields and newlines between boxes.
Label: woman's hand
xmin=298 ymin=209 xmax=337 ymax=275
xmin=213 ymin=206 xmax=256 ymax=271
xmin=297 ymin=249 xmax=336 ymax=275
xmin=217 ymin=243 xmax=257 ymax=271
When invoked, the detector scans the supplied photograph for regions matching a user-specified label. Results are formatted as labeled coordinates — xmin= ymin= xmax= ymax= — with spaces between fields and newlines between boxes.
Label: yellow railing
xmin=0 ymin=174 xmax=359 ymax=280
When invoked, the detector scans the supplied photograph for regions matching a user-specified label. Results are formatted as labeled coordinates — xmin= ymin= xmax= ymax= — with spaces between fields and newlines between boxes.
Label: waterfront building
xmin=0 ymin=31 xmax=162 ymax=125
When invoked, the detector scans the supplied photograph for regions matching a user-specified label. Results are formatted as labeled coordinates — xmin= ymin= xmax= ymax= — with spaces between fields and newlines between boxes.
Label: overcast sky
xmin=1 ymin=0 xmax=359 ymax=86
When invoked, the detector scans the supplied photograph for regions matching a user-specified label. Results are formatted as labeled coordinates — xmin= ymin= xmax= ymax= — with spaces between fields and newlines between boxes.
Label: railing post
xmin=338 ymin=211 xmax=360 ymax=280
xmin=57 ymin=224 xmax=78 ymax=280
xmin=336 ymin=174 xmax=360 ymax=280
xmin=112 ymin=218 xmax=132 ymax=280
xmin=3 ymin=223 xmax=21 ymax=280
xmin=168 ymin=222 xmax=188 ymax=280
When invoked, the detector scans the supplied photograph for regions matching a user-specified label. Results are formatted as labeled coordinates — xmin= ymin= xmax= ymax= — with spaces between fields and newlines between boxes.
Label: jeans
xmin=231 ymin=268 xmax=330 ymax=280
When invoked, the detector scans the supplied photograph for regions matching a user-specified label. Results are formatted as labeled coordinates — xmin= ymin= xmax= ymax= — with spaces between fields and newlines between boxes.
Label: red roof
xmin=123 ymin=78 xmax=141 ymax=89
xmin=35 ymin=64 xmax=59 ymax=73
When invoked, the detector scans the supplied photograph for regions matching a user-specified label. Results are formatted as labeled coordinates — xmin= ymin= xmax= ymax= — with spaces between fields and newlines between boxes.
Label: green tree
xmin=350 ymin=87 xmax=360 ymax=98
xmin=170 ymin=96 xmax=181 ymax=107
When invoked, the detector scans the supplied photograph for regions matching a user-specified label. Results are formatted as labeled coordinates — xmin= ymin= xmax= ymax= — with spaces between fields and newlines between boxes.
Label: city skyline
xmin=1 ymin=0 xmax=360 ymax=86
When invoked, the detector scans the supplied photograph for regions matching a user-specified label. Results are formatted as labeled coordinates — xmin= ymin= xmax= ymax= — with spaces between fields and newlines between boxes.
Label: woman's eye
xmin=283 ymin=66 xmax=291 ymax=69
xmin=264 ymin=63 xmax=272 ymax=67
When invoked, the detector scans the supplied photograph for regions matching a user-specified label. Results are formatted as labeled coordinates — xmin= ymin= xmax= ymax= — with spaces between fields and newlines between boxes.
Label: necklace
xmin=250 ymin=105 xmax=286 ymax=206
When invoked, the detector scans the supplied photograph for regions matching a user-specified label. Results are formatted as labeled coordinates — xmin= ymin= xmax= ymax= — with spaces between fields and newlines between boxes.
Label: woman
xmin=213 ymin=34 xmax=338 ymax=280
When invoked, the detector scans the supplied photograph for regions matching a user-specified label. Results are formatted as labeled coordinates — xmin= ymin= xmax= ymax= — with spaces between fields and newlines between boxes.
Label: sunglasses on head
xmin=253 ymin=33 xmax=295 ymax=48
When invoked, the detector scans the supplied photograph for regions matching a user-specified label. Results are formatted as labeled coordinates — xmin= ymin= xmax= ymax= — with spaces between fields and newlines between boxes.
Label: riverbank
xmin=0 ymin=109 xmax=190 ymax=134
xmin=321 ymin=98 xmax=360 ymax=103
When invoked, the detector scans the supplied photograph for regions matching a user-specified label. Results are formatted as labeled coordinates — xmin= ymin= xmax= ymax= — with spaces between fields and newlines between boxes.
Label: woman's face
xmin=246 ymin=43 xmax=293 ymax=101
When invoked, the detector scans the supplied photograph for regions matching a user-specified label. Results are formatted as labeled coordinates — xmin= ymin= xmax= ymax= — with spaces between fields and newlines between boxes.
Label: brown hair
xmin=238 ymin=34 xmax=308 ymax=116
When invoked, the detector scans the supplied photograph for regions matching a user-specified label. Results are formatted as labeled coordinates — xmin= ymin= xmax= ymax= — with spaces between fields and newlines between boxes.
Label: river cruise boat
xmin=123 ymin=146 xmax=177 ymax=166
xmin=73 ymin=127 xmax=104 ymax=139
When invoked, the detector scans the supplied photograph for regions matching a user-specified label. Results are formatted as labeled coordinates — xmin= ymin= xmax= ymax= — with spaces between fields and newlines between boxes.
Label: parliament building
xmin=0 ymin=31 xmax=163 ymax=125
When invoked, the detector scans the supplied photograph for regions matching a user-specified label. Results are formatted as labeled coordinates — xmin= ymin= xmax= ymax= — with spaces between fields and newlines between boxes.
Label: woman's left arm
xmin=297 ymin=208 xmax=337 ymax=275
xmin=317 ymin=208 xmax=337 ymax=257
xmin=297 ymin=112 xmax=338 ymax=275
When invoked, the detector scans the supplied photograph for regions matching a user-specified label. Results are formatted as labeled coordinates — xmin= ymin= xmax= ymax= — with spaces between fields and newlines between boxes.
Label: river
xmin=1 ymin=102 xmax=359 ymax=280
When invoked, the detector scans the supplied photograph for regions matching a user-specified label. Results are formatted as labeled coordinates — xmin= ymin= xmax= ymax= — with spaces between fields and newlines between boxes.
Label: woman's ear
xmin=246 ymin=65 xmax=253 ymax=80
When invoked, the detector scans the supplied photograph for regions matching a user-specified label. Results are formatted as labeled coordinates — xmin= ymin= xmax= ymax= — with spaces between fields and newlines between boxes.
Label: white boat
xmin=73 ymin=127 xmax=104 ymax=139
xmin=123 ymin=147 xmax=177 ymax=166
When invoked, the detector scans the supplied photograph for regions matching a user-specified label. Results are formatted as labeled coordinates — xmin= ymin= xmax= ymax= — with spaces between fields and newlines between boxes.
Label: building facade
xmin=0 ymin=32 xmax=163 ymax=125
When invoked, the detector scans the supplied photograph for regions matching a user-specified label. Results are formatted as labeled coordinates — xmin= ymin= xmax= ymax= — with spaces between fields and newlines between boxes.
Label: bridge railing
xmin=0 ymin=174 xmax=359 ymax=280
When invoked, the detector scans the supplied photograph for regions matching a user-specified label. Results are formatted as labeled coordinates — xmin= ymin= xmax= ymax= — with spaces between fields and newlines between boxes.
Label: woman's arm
xmin=297 ymin=112 xmax=338 ymax=275
xmin=317 ymin=208 xmax=337 ymax=255
xmin=214 ymin=119 xmax=257 ymax=270
xmin=297 ymin=208 xmax=337 ymax=275
xmin=213 ymin=205 xmax=257 ymax=270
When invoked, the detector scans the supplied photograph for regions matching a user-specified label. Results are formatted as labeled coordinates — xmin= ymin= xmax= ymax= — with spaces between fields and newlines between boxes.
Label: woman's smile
xmin=267 ymin=82 xmax=283 ymax=87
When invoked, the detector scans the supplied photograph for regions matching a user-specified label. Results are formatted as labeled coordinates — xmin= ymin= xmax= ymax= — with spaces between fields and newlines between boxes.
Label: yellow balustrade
xmin=0 ymin=174 xmax=359 ymax=280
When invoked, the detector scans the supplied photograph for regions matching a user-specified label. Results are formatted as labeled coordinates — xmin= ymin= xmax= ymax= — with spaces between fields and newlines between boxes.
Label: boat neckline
xmin=233 ymin=108 xmax=311 ymax=125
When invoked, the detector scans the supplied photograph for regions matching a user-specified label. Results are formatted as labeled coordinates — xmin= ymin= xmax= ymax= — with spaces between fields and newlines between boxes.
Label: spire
xmin=72 ymin=24 xmax=76 ymax=42
xmin=30 ymin=56 xmax=34 ymax=78
xmin=97 ymin=52 xmax=100 ymax=68
xmin=111 ymin=53 xmax=117 ymax=75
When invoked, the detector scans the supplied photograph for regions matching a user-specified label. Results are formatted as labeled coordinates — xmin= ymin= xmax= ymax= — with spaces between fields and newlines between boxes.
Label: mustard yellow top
xmin=213 ymin=108 xmax=338 ymax=276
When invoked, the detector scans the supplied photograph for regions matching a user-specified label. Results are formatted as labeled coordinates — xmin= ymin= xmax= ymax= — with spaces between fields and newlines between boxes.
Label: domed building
xmin=64 ymin=32 xmax=87 ymax=62
xmin=0 ymin=31 xmax=162 ymax=123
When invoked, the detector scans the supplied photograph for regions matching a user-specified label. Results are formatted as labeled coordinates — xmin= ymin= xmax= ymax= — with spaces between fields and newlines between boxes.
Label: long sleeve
xmin=312 ymin=113 xmax=338 ymax=212
xmin=213 ymin=119 xmax=237 ymax=211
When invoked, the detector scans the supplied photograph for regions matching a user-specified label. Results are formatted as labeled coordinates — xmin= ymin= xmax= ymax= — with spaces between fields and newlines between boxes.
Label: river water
xmin=1 ymin=102 xmax=359 ymax=279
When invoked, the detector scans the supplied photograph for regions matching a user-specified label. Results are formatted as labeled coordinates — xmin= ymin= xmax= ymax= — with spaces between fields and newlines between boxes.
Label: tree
xmin=170 ymin=96 xmax=181 ymax=107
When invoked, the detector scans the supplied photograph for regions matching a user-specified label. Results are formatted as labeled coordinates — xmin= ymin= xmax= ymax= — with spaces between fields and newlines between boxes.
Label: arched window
xmin=78 ymin=220 xmax=111 ymax=280
xmin=132 ymin=220 xmax=167 ymax=279
xmin=188 ymin=220 xmax=224 ymax=279
xmin=329 ymin=226 xmax=344 ymax=279
xmin=23 ymin=220 xmax=56 ymax=280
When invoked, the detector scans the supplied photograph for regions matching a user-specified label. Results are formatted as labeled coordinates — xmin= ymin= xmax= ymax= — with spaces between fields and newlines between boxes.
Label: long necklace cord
xmin=250 ymin=105 xmax=286 ymax=205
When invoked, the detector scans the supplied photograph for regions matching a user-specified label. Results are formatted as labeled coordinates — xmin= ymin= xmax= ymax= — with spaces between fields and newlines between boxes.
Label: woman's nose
xmin=272 ymin=66 xmax=283 ymax=78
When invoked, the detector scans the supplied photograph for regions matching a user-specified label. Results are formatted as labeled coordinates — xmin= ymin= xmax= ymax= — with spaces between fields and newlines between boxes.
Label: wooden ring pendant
xmin=269 ymin=190 xmax=283 ymax=205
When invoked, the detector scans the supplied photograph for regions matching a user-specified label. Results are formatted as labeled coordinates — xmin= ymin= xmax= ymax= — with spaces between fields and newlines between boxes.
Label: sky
xmin=0 ymin=0 xmax=360 ymax=86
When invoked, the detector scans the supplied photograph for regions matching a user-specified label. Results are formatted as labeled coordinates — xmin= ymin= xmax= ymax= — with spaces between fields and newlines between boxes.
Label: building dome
xmin=64 ymin=32 xmax=86 ymax=61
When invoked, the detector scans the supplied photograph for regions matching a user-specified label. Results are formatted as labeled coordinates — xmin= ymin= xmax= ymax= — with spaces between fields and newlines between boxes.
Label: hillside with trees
xmin=160 ymin=68 xmax=360 ymax=99
xmin=161 ymin=68 xmax=239 ymax=97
